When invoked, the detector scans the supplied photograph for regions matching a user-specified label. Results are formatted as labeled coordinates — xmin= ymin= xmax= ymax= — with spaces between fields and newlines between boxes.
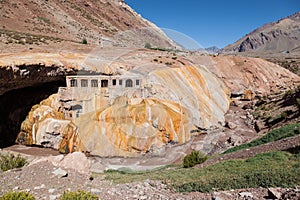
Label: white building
xmin=58 ymin=72 xmax=144 ymax=119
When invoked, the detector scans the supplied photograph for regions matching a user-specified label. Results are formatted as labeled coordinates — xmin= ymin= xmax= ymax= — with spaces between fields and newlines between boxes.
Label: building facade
xmin=58 ymin=73 xmax=144 ymax=119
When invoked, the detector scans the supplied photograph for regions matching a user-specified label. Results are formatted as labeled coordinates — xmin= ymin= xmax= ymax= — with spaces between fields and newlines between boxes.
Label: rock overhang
xmin=6 ymin=51 xmax=230 ymax=157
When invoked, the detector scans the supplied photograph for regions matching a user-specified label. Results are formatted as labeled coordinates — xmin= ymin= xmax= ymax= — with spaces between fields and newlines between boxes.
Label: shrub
xmin=0 ymin=153 xmax=27 ymax=172
xmin=144 ymin=42 xmax=151 ymax=49
xmin=82 ymin=38 xmax=87 ymax=44
xmin=61 ymin=190 xmax=98 ymax=200
xmin=183 ymin=150 xmax=207 ymax=168
xmin=1 ymin=191 xmax=35 ymax=200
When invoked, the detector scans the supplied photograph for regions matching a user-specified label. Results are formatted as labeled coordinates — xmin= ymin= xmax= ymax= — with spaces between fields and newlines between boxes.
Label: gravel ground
xmin=0 ymin=159 xmax=299 ymax=200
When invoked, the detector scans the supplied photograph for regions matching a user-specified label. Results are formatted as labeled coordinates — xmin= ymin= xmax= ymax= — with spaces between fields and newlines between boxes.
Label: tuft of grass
xmin=61 ymin=190 xmax=98 ymax=200
xmin=37 ymin=17 xmax=51 ymax=24
xmin=223 ymin=123 xmax=300 ymax=154
xmin=0 ymin=153 xmax=27 ymax=172
xmin=105 ymin=151 xmax=300 ymax=193
xmin=0 ymin=191 xmax=35 ymax=200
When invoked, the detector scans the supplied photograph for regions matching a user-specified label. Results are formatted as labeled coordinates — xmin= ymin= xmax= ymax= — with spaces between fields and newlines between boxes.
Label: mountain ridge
xmin=222 ymin=11 xmax=300 ymax=53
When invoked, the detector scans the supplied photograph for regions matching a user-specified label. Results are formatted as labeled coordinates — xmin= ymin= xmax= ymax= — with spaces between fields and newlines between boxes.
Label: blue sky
xmin=125 ymin=0 xmax=299 ymax=49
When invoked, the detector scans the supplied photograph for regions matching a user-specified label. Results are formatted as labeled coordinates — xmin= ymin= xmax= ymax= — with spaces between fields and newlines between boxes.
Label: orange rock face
xmin=14 ymin=56 xmax=230 ymax=156
xmin=13 ymin=51 xmax=299 ymax=157
xmin=16 ymin=94 xmax=78 ymax=154
xmin=75 ymin=98 xmax=192 ymax=156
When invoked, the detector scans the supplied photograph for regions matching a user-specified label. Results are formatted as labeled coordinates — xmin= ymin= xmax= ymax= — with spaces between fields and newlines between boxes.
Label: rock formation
xmin=189 ymin=54 xmax=300 ymax=97
xmin=14 ymin=54 xmax=230 ymax=156
xmin=16 ymin=94 xmax=79 ymax=154
xmin=1 ymin=49 xmax=298 ymax=157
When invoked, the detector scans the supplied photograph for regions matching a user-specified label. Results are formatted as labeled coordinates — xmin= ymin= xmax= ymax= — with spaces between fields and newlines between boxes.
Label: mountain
xmin=0 ymin=0 xmax=176 ymax=48
xmin=205 ymin=46 xmax=221 ymax=54
xmin=222 ymin=11 xmax=300 ymax=53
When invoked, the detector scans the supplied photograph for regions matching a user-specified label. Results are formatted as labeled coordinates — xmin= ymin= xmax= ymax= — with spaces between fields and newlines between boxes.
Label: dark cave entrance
xmin=0 ymin=80 xmax=66 ymax=148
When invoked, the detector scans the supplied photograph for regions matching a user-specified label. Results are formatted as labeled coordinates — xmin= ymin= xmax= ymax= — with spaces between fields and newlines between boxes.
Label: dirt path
xmin=197 ymin=135 xmax=300 ymax=168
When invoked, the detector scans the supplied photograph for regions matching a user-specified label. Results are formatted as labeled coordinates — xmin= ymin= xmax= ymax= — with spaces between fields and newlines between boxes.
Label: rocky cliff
xmin=222 ymin=11 xmax=300 ymax=53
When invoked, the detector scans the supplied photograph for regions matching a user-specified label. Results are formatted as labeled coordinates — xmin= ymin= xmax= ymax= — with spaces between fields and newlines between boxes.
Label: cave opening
xmin=0 ymin=80 xmax=66 ymax=148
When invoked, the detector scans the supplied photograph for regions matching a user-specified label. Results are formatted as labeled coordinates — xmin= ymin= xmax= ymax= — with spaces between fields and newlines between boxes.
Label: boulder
xmin=254 ymin=120 xmax=264 ymax=133
xmin=226 ymin=121 xmax=237 ymax=130
xmin=268 ymin=188 xmax=282 ymax=199
xmin=16 ymin=94 xmax=79 ymax=154
xmin=52 ymin=168 xmax=68 ymax=178
xmin=59 ymin=152 xmax=91 ymax=175
xmin=29 ymin=152 xmax=90 ymax=175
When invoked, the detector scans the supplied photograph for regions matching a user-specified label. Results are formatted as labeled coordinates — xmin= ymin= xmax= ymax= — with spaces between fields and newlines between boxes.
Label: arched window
xmin=70 ymin=79 xmax=77 ymax=87
xmin=125 ymin=79 xmax=133 ymax=87
xmin=91 ymin=79 xmax=98 ymax=87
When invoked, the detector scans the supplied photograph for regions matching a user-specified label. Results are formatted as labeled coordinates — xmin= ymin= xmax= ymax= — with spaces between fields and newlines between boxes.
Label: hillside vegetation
xmin=105 ymin=150 xmax=300 ymax=193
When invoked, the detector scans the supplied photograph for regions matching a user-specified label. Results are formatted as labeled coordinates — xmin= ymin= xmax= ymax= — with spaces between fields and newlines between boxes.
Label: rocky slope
xmin=222 ymin=11 xmax=300 ymax=53
xmin=188 ymin=53 xmax=300 ymax=96
xmin=1 ymin=142 xmax=299 ymax=199
xmin=0 ymin=0 xmax=176 ymax=48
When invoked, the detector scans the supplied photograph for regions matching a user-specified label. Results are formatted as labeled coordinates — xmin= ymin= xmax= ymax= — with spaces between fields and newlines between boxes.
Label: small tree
xmin=183 ymin=150 xmax=207 ymax=168
xmin=82 ymin=38 xmax=87 ymax=45
xmin=144 ymin=42 xmax=151 ymax=49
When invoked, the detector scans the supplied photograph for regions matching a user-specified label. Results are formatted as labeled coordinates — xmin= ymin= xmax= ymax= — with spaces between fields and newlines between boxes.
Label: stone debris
xmin=52 ymin=168 xmax=68 ymax=178
xmin=0 ymin=159 xmax=297 ymax=200
xmin=48 ymin=188 xmax=56 ymax=193
xmin=226 ymin=121 xmax=237 ymax=129
xmin=34 ymin=184 xmax=45 ymax=190
xmin=49 ymin=194 xmax=61 ymax=200
xmin=239 ymin=191 xmax=253 ymax=198
xmin=267 ymin=188 xmax=282 ymax=199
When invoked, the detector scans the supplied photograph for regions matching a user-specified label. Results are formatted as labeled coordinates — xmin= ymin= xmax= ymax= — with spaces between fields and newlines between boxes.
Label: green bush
xmin=183 ymin=150 xmax=207 ymax=168
xmin=82 ymin=38 xmax=87 ymax=45
xmin=144 ymin=42 xmax=151 ymax=49
xmin=0 ymin=191 xmax=35 ymax=200
xmin=61 ymin=190 xmax=98 ymax=200
xmin=0 ymin=153 xmax=27 ymax=172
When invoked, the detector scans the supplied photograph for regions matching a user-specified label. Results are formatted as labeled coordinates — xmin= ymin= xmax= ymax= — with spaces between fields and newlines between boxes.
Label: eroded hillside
xmin=0 ymin=0 xmax=176 ymax=48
